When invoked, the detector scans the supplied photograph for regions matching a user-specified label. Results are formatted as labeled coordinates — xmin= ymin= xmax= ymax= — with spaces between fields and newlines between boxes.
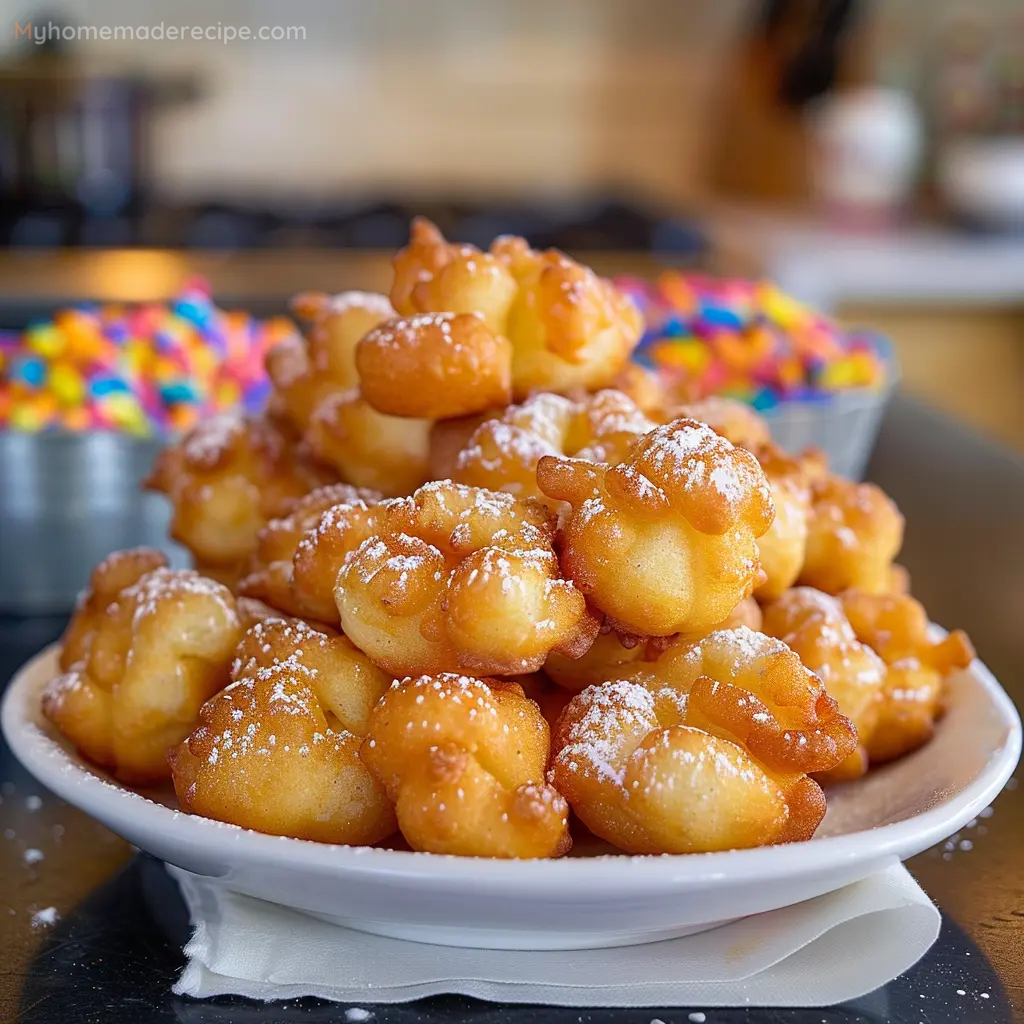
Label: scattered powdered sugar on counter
xmin=344 ymin=1009 xmax=373 ymax=1021
xmin=30 ymin=906 xmax=59 ymax=929
xmin=23 ymin=848 xmax=44 ymax=866
xmin=25 ymin=795 xmax=42 ymax=811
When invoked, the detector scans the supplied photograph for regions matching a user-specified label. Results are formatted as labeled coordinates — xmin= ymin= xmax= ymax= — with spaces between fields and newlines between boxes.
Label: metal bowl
xmin=762 ymin=338 xmax=900 ymax=480
xmin=0 ymin=431 xmax=187 ymax=612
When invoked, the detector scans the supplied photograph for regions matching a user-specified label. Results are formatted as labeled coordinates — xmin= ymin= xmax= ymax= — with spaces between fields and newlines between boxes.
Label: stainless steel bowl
xmin=0 ymin=431 xmax=188 ymax=612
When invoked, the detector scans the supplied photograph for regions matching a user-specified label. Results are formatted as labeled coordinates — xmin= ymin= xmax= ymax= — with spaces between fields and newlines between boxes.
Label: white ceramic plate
xmin=3 ymin=643 xmax=1020 ymax=950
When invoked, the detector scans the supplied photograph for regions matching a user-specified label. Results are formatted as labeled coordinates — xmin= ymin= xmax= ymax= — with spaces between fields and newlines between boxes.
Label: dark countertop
xmin=1 ymin=394 xmax=1022 ymax=1024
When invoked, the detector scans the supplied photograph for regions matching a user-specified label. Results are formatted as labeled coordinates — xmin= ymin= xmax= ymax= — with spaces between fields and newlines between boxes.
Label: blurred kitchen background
xmin=1 ymin=0 xmax=1022 ymax=447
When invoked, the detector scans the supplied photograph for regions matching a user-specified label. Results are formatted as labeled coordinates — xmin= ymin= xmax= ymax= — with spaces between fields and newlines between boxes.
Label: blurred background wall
xmin=1 ymin=0 xmax=1022 ymax=446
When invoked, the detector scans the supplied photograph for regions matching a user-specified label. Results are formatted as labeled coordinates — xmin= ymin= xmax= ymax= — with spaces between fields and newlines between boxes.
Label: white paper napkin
xmin=170 ymin=862 xmax=940 ymax=1008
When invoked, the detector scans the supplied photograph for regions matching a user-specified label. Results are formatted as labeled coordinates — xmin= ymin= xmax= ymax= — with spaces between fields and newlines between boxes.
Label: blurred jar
xmin=808 ymin=87 xmax=923 ymax=225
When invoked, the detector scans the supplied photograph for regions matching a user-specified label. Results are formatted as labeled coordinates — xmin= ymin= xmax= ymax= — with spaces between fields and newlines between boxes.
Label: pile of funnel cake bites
xmin=42 ymin=219 xmax=974 ymax=859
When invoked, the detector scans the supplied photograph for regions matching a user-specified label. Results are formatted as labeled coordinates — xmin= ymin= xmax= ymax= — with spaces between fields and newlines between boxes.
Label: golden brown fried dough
xmin=799 ymin=474 xmax=904 ymax=595
xmin=239 ymin=483 xmax=382 ymax=621
xmin=454 ymin=390 xmax=655 ymax=508
xmin=362 ymin=673 xmax=570 ymax=857
xmin=334 ymin=481 xmax=597 ymax=676
xmin=146 ymin=414 xmax=332 ymax=582
xmin=59 ymin=547 xmax=168 ymax=671
xmin=170 ymin=617 xmax=395 ymax=844
xmin=391 ymin=218 xmax=643 ymax=397
xmin=840 ymin=590 xmax=974 ymax=763
xmin=356 ymin=312 xmax=512 ymax=419
xmin=763 ymin=587 xmax=885 ymax=781
xmin=44 ymin=568 xmax=242 ymax=783
xmin=753 ymin=444 xmax=811 ymax=600
xmin=538 ymin=417 xmax=774 ymax=638
xmin=551 ymin=627 xmax=855 ymax=854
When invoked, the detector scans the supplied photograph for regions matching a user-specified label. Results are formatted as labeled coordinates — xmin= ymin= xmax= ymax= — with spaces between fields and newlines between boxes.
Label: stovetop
xmin=0 ymin=197 xmax=707 ymax=254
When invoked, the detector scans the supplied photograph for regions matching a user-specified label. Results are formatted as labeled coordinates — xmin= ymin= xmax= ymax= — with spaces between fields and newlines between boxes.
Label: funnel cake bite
xmin=268 ymin=290 xmax=432 ymax=497
xmin=537 ymin=418 xmax=774 ymax=638
xmin=335 ymin=481 xmax=597 ymax=676
xmin=753 ymin=444 xmax=811 ymax=600
xmin=271 ymin=290 xmax=396 ymax=430
xmin=551 ymin=627 xmax=856 ymax=854
xmin=239 ymin=482 xmax=382 ymax=622
xmin=145 ymin=413 xmax=331 ymax=584
xmin=59 ymin=547 xmax=168 ymax=671
xmin=356 ymin=312 xmax=512 ymax=419
xmin=840 ymin=590 xmax=974 ymax=763
xmin=391 ymin=218 xmax=643 ymax=397
xmin=43 ymin=568 xmax=242 ymax=783
xmin=454 ymin=390 xmax=655 ymax=507
xmin=170 ymin=618 xmax=395 ymax=845
xmin=762 ymin=587 xmax=886 ymax=781
xmin=361 ymin=674 xmax=570 ymax=857
xmin=799 ymin=475 xmax=905 ymax=595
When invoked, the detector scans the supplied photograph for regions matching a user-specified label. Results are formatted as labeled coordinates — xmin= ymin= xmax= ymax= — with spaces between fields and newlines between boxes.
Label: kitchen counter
xmin=1 ymin=394 xmax=1022 ymax=1023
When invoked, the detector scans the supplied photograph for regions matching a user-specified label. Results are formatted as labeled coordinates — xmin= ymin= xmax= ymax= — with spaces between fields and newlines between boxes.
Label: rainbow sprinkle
xmin=0 ymin=279 xmax=290 ymax=436
xmin=617 ymin=272 xmax=889 ymax=411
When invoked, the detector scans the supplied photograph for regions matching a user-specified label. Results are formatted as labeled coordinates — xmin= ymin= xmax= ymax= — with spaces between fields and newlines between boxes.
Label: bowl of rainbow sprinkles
xmin=617 ymin=272 xmax=897 ymax=481
xmin=0 ymin=280 xmax=291 ymax=611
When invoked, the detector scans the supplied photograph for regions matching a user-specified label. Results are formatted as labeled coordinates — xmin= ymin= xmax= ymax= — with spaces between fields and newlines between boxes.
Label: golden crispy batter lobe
xmin=169 ymin=618 xmax=395 ymax=845
xmin=390 ymin=218 xmax=643 ymax=398
xmin=268 ymin=291 xmax=432 ymax=498
xmin=427 ymin=410 xmax=500 ymax=481
xmin=272 ymin=291 xmax=397 ymax=431
xmin=305 ymin=389 xmax=431 ymax=497
xmin=752 ymin=444 xmax=811 ymax=600
xmin=335 ymin=481 xmax=598 ymax=676
xmin=610 ymin=362 xmax=668 ymax=417
xmin=544 ymin=629 xmax=650 ymax=693
xmin=762 ymin=587 xmax=886 ymax=781
xmin=840 ymin=590 xmax=974 ymax=764
xmin=239 ymin=483 xmax=382 ymax=622
xmin=799 ymin=474 xmax=905 ymax=595
xmin=551 ymin=627 xmax=856 ymax=854
xmin=545 ymin=595 xmax=764 ymax=692
xmin=361 ymin=674 xmax=570 ymax=857
xmin=538 ymin=417 xmax=774 ymax=637
xmin=674 ymin=396 xmax=772 ymax=451
xmin=454 ymin=390 xmax=655 ymax=508
xmin=59 ymin=548 xmax=168 ymax=671
xmin=43 ymin=568 xmax=241 ymax=783
xmin=356 ymin=312 xmax=512 ymax=419
xmin=146 ymin=414 xmax=332 ymax=581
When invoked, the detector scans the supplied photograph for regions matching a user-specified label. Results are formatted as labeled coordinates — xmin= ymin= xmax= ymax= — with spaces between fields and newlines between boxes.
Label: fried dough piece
xmin=537 ymin=417 xmax=774 ymax=638
xmin=799 ymin=474 xmax=904 ymax=595
xmin=390 ymin=218 xmax=643 ymax=397
xmin=305 ymin=389 xmax=431 ymax=498
xmin=145 ymin=414 xmax=332 ymax=582
xmin=239 ymin=483 xmax=382 ymax=621
xmin=270 ymin=291 xmax=432 ymax=497
xmin=59 ymin=547 xmax=168 ymax=671
xmin=551 ymin=627 xmax=856 ymax=854
xmin=356 ymin=312 xmax=512 ymax=419
xmin=753 ymin=444 xmax=811 ymax=600
xmin=762 ymin=587 xmax=886 ymax=781
xmin=334 ymin=481 xmax=597 ymax=676
xmin=361 ymin=673 xmax=569 ymax=857
xmin=545 ymin=595 xmax=764 ymax=692
xmin=43 ymin=568 xmax=241 ymax=783
xmin=840 ymin=590 xmax=974 ymax=763
xmin=170 ymin=618 xmax=395 ymax=845
xmin=454 ymin=390 xmax=656 ymax=507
